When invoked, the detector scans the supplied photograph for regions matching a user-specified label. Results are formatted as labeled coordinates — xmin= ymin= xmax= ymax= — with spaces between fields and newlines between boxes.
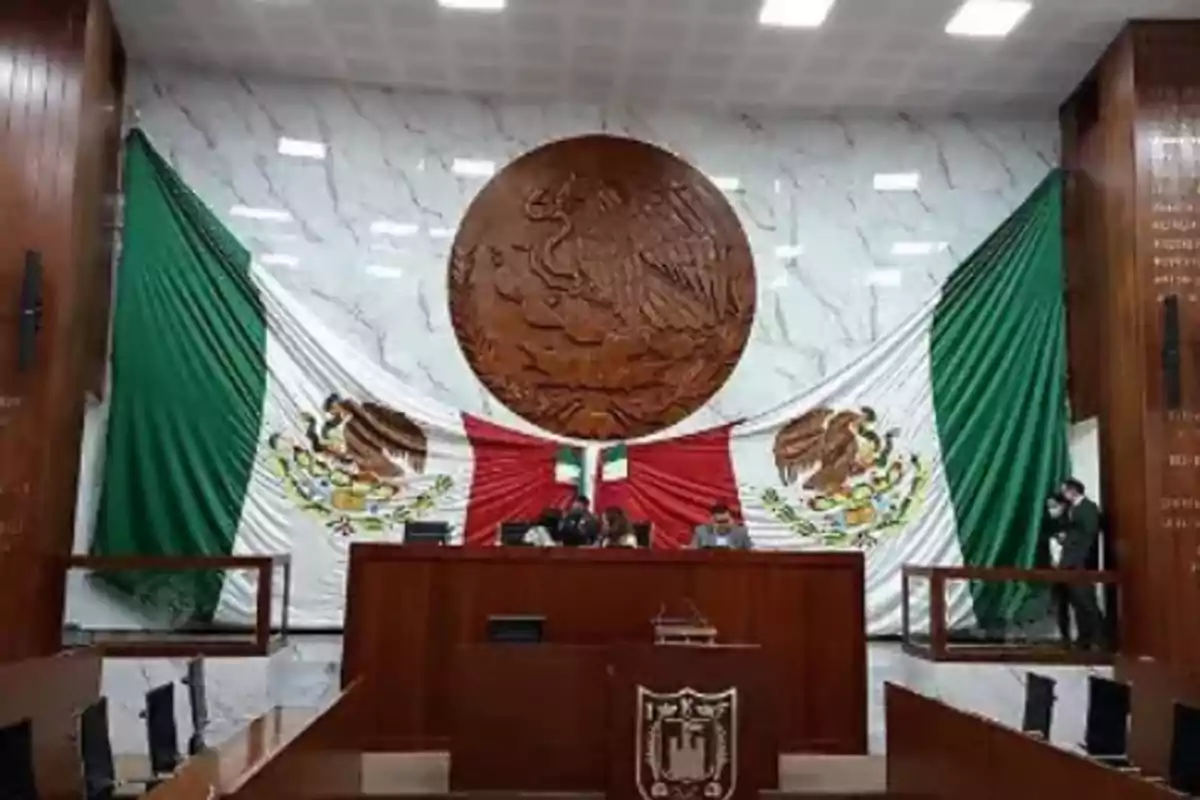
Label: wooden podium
xmin=342 ymin=544 xmax=866 ymax=754
xmin=450 ymin=643 xmax=777 ymax=800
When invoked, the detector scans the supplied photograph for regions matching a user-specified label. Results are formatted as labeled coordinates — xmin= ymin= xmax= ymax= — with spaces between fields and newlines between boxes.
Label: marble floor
xmin=101 ymin=638 xmax=1110 ymax=758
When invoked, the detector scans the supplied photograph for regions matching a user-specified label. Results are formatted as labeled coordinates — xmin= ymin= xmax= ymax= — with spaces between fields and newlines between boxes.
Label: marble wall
xmin=128 ymin=65 xmax=1058 ymax=437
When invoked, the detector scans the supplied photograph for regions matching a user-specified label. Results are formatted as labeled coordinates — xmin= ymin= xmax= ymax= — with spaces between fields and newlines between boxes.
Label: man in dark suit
xmin=556 ymin=494 xmax=599 ymax=547
xmin=1055 ymin=478 xmax=1104 ymax=649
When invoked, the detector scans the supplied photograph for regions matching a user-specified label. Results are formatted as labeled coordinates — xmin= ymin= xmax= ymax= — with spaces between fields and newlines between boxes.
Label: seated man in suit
xmin=556 ymin=494 xmax=599 ymax=547
xmin=691 ymin=502 xmax=752 ymax=550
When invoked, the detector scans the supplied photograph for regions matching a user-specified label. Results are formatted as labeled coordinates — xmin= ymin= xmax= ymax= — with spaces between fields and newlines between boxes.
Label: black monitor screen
xmin=499 ymin=522 xmax=533 ymax=546
xmin=1022 ymin=673 xmax=1055 ymax=738
xmin=1169 ymin=702 xmax=1200 ymax=794
xmin=0 ymin=717 xmax=37 ymax=800
xmin=80 ymin=697 xmax=115 ymax=800
xmin=486 ymin=615 xmax=545 ymax=644
xmin=145 ymin=683 xmax=180 ymax=775
xmin=404 ymin=521 xmax=449 ymax=545
xmin=1084 ymin=676 xmax=1130 ymax=757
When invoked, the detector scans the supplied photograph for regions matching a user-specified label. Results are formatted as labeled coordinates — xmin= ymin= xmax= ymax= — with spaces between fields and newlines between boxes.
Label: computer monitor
xmin=144 ymin=683 xmax=180 ymax=776
xmin=404 ymin=521 xmax=450 ymax=545
xmin=632 ymin=522 xmax=652 ymax=548
xmin=1021 ymin=672 xmax=1056 ymax=739
xmin=80 ymin=697 xmax=116 ymax=800
xmin=0 ymin=717 xmax=37 ymax=800
xmin=184 ymin=658 xmax=207 ymax=756
xmin=486 ymin=615 xmax=545 ymax=644
xmin=1168 ymin=701 xmax=1200 ymax=794
xmin=499 ymin=522 xmax=533 ymax=546
xmin=1083 ymin=675 xmax=1130 ymax=758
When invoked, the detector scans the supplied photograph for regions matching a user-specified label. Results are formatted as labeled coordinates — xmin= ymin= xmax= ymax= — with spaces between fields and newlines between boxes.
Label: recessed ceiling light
xmin=428 ymin=227 xmax=455 ymax=239
xmin=257 ymin=253 xmax=300 ymax=268
xmin=775 ymin=244 xmax=805 ymax=258
xmin=873 ymin=172 xmax=921 ymax=192
xmin=439 ymin=0 xmax=504 ymax=9
xmin=370 ymin=220 xmax=419 ymax=237
xmin=891 ymin=241 xmax=949 ymax=256
xmin=865 ymin=269 xmax=902 ymax=287
xmin=230 ymin=205 xmax=293 ymax=222
xmin=366 ymin=265 xmax=405 ymax=279
xmin=710 ymin=175 xmax=741 ymax=191
xmin=452 ymin=158 xmax=496 ymax=177
xmin=277 ymin=137 xmax=327 ymax=160
xmin=945 ymin=1 xmax=1032 ymax=38
xmin=759 ymin=0 xmax=836 ymax=28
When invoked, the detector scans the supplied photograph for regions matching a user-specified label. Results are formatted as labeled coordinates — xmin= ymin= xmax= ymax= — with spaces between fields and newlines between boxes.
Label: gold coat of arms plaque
xmin=635 ymin=686 xmax=738 ymax=800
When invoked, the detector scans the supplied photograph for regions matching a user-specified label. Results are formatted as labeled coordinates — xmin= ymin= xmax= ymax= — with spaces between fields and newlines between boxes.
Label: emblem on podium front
xmin=635 ymin=686 xmax=738 ymax=800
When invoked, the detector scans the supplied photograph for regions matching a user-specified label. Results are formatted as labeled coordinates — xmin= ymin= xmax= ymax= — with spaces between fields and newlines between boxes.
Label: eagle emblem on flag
xmin=635 ymin=686 xmax=737 ymax=800
xmin=762 ymin=405 xmax=928 ymax=548
xmin=266 ymin=394 xmax=454 ymax=537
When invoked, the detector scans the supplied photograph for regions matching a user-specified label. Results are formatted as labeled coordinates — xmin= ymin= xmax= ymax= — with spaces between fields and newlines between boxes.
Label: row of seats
xmin=0 ymin=657 xmax=209 ymax=800
xmin=1021 ymin=671 xmax=1200 ymax=793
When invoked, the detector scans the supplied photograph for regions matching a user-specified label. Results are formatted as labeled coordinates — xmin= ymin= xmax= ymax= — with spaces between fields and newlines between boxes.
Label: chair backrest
xmin=1169 ymin=701 xmax=1200 ymax=794
xmin=1021 ymin=672 xmax=1056 ymax=738
xmin=80 ymin=697 xmax=115 ymax=800
xmin=499 ymin=521 xmax=533 ymax=545
xmin=1083 ymin=675 xmax=1130 ymax=756
xmin=404 ymin=520 xmax=450 ymax=545
xmin=0 ymin=717 xmax=38 ymax=800
xmin=144 ymin=683 xmax=180 ymax=775
xmin=632 ymin=522 xmax=652 ymax=548
xmin=184 ymin=657 xmax=207 ymax=756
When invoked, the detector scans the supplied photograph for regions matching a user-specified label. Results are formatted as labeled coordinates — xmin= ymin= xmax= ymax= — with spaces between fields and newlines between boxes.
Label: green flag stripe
xmin=930 ymin=172 xmax=1069 ymax=627
xmin=91 ymin=131 xmax=269 ymax=622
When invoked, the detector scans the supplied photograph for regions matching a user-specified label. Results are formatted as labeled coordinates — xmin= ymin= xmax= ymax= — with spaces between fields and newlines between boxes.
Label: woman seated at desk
xmin=598 ymin=506 xmax=638 ymax=548
xmin=523 ymin=507 xmax=562 ymax=547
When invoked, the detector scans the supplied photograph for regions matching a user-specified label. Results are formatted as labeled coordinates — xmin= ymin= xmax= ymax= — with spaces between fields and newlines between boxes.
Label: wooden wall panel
xmin=340 ymin=545 xmax=867 ymax=755
xmin=0 ymin=0 xmax=123 ymax=663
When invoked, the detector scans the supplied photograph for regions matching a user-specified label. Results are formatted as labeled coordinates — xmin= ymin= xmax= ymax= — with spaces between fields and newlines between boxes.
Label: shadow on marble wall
xmin=101 ymin=639 xmax=1105 ymax=758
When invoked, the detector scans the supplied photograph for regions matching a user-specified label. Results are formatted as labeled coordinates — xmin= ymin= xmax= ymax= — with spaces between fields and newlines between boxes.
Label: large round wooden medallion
xmin=448 ymin=135 xmax=756 ymax=440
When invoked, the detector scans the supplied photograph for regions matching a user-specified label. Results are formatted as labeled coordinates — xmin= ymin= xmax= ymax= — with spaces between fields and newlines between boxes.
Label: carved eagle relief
xmin=309 ymin=394 xmax=428 ymax=480
xmin=773 ymin=407 xmax=878 ymax=494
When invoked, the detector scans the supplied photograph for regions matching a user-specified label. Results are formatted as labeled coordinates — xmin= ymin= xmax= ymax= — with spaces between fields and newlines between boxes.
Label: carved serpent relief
xmin=449 ymin=134 xmax=756 ymax=440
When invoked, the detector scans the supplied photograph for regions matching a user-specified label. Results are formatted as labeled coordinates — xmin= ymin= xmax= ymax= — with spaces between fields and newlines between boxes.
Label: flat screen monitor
xmin=145 ymin=683 xmax=180 ymax=776
xmin=1021 ymin=672 xmax=1055 ymax=739
xmin=486 ymin=615 xmax=545 ymax=644
xmin=632 ymin=522 xmax=652 ymax=548
xmin=404 ymin=521 xmax=449 ymax=545
xmin=0 ymin=717 xmax=37 ymax=800
xmin=185 ymin=658 xmax=207 ymax=756
xmin=1083 ymin=675 xmax=1130 ymax=758
xmin=1169 ymin=702 xmax=1200 ymax=794
xmin=499 ymin=522 xmax=533 ymax=546
xmin=80 ymin=697 xmax=115 ymax=800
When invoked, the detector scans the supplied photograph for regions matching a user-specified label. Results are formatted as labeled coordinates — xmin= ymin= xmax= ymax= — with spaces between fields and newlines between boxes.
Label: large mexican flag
xmin=91 ymin=132 xmax=579 ymax=627
xmin=595 ymin=173 xmax=1070 ymax=633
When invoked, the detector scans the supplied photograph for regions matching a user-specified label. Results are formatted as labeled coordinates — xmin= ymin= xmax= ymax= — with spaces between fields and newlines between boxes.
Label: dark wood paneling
xmin=885 ymin=683 xmax=1177 ymax=799
xmin=0 ymin=0 xmax=123 ymax=663
xmin=1061 ymin=22 xmax=1200 ymax=670
xmin=0 ymin=649 xmax=101 ymax=800
xmin=450 ymin=645 xmax=610 ymax=792
xmin=341 ymin=545 xmax=867 ymax=755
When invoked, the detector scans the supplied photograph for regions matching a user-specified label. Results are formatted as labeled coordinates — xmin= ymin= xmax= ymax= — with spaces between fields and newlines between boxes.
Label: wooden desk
xmin=1122 ymin=656 xmax=1200 ymax=778
xmin=450 ymin=644 xmax=777 ymax=800
xmin=147 ymin=682 xmax=363 ymax=799
xmin=0 ymin=649 xmax=100 ymax=800
xmin=342 ymin=544 xmax=866 ymax=754
xmin=886 ymin=683 xmax=1180 ymax=799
